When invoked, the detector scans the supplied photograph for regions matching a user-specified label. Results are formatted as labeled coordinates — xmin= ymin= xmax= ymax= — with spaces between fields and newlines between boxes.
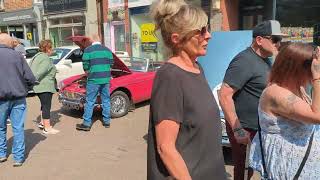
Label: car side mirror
xmin=63 ymin=59 xmax=72 ymax=65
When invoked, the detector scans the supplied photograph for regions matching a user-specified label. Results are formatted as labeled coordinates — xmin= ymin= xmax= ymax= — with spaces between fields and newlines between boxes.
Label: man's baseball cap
xmin=253 ymin=20 xmax=288 ymax=37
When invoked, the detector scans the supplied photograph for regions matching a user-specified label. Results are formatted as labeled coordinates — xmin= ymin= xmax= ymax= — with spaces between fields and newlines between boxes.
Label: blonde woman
xmin=29 ymin=40 xmax=59 ymax=134
xmin=147 ymin=0 xmax=227 ymax=179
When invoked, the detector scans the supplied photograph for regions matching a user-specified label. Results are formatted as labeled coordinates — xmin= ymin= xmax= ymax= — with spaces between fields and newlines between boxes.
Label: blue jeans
xmin=0 ymin=98 xmax=26 ymax=163
xmin=83 ymin=83 xmax=111 ymax=127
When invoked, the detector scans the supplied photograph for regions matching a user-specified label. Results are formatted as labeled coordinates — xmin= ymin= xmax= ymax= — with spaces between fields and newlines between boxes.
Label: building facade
xmin=231 ymin=0 xmax=320 ymax=44
xmin=43 ymin=0 xmax=98 ymax=47
xmin=97 ymin=0 xmax=222 ymax=61
xmin=0 ymin=0 xmax=43 ymax=46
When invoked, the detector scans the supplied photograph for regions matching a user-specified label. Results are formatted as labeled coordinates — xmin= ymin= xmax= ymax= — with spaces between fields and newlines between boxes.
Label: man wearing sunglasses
xmin=219 ymin=20 xmax=287 ymax=180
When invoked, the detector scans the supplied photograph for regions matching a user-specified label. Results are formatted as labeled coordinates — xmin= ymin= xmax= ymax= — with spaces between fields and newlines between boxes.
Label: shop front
xmin=239 ymin=0 xmax=320 ymax=44
xmin=0 ymin=8 xmax=39 ymax=46
xmin=129 ymin=5 xmax=163 ymax=61
xmin=43 ymin=0 xmax=98 ymax=47
xmin=128 ymin=0 xmax=207 ymax=61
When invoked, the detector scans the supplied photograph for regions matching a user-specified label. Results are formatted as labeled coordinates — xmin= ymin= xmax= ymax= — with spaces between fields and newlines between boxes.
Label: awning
xmin=0 ymin=8 xmax=37 ymax=26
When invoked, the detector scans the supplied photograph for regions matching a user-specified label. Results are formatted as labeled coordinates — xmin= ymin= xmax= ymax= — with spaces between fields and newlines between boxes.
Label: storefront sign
xmin=3 ymin=15 xmax=32 ymax=22
xmin=27 ymin=33 xmax=33 ymax=40
xmin=0 ymin=8 xmax=36 ymax=25
xmin=43 ymin=0 xmax=86 ymax=14
xmin=141 ymin=23 xmax=157 ymax=43
xmin=141 ymin=42 xmax=157 ymax=52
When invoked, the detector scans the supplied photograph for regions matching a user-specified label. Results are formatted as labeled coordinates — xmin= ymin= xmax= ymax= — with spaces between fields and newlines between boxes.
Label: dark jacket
xmin=0 ymin=44 xmax=36 ymax=100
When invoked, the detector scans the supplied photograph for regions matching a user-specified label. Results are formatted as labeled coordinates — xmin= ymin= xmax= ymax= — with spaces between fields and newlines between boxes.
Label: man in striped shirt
xmin=76 ymin=35 xmax=114 ymax=131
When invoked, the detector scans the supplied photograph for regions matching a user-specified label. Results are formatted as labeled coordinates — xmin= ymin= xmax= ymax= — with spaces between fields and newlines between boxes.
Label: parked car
xmin=25 ymin=46 xmax=39 ymax=64
xmin=58 ymin=55 xmax=163 ymax=118
xmin=50 ymin=46 xmax=84 ymax=85
xmin=115 ymin=51 xmax=131 ymax=66
xmin=212 ymin=83 xmax=231 ymax=147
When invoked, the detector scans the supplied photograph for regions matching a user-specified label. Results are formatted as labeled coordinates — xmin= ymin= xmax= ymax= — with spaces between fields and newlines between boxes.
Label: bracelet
xmin=312 ymin=77 xmax=320 ymax=82
xmin=233 ymin=127 xmax=243 ymax=133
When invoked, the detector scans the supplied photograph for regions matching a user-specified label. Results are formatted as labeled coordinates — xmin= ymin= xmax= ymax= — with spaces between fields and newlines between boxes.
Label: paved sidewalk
xmin=0 ymin=94 xmax=259 ymax=180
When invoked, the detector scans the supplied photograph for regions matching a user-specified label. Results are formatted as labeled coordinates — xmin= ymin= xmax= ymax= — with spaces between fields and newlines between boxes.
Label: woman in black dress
xmin=147 ymin=0 xmax=227 ymax=179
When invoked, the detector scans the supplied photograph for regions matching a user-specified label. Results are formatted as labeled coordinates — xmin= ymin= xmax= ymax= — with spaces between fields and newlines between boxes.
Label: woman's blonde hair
xmin=39 ymin=40 xmax=52 ymax=53
xmin=150 ymin=0 xmax=208 ymax=55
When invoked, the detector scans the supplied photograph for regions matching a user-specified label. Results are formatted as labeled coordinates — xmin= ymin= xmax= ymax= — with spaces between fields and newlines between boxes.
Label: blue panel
xmin=198 ymin=30 xmax=253 ymax=89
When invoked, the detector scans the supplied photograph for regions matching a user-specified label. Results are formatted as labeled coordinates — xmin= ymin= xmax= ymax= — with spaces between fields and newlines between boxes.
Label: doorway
xmin=111 ymin=21 xmax=126 ymax=52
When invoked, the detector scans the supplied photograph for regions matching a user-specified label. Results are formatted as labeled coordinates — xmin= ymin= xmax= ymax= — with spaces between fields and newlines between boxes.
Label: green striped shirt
xmin=82 ymin=43 xmax=114 ymax=84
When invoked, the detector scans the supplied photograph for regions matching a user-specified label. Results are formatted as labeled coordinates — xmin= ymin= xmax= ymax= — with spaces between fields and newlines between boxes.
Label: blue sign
xmin=198 ymin=31 xmax=253 ymax=89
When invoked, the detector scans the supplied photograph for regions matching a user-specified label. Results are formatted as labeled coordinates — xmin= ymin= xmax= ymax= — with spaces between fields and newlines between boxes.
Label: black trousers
xmin=37 ymin=92 xmax=53 ymax=119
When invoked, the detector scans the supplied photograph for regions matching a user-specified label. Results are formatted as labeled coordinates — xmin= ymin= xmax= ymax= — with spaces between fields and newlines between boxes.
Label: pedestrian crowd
xmin=147 ymin=0 xmax=320 ymax=180
xmin=0 ymin=33 xmax=113 ymax=167
xmin=0 ymin=0 xmax=319 ymax=179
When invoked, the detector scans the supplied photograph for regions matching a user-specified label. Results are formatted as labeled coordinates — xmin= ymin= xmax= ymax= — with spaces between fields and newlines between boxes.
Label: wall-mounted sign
xmin=141 ymin=23 xmax=157 ymax=43
xmin=27 ymin=32 xmax=33 ymax=40
xmin=141 ymin=42 xmax=157 ymax=52
xmin=3 ymin=15 xmax=32 ymax=22
xmin=0 ymin=8 xmax=36 ymax=25
xmin=43 ymin=0 xmax=86 ymax=14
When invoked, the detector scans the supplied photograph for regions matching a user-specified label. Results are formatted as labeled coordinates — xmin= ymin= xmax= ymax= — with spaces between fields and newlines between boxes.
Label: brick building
xmin=0 ymin=0 xmax=43 ymax=46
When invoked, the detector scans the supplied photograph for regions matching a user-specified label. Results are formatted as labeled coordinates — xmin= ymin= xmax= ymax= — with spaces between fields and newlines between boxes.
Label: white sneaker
xmin=43 ymin=127 xmax=60 ymax=135
xmin=37 ymin=122 xmax=44 ymax=129
xmin=6 ymin=119 xmax=11 ymax=126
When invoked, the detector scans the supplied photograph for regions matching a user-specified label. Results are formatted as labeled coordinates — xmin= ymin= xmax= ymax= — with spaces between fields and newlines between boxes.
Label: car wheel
xmin=110 ymin=91 xmax=130 ymax=118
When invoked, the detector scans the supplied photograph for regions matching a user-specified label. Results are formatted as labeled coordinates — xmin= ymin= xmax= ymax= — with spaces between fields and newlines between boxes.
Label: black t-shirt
xmin=147 ymin=63 xmax=226 ymax=180
xmin=223 ymin=47 xmax=271 ymax=130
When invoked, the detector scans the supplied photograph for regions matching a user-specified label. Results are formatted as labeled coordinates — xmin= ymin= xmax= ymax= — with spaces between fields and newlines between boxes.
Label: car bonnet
xmin=66 ymin=36 xmax=131 ymax=74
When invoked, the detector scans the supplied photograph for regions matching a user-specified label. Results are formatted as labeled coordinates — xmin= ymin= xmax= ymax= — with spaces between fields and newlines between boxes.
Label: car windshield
xmin=127 ymin=57 xmax=148 ymax=72
xmin=50 ymin=48 xmax=71 ymax=64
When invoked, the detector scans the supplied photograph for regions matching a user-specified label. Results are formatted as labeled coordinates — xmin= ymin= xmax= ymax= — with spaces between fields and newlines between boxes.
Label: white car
xmin=25 ymin=46 xmax=39 ymax=64
xmin=50 ymin=46 xmax=85 ymax=87
xmin=212 ymin=83 xmax=230 ymax=147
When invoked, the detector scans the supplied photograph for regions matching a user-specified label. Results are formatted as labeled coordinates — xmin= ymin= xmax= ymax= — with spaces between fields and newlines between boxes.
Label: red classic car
xmin=58 ymin=54 xmax=162 ymax=118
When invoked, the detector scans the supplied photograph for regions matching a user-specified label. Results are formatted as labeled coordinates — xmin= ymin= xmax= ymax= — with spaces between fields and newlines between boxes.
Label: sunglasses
xmin=182 ymin=25 xmax=209 ymax=41
xmin=263 ymin=36 xmax=282 ymax=44
xmin=197 ymin=25 xmax=209 ymax=37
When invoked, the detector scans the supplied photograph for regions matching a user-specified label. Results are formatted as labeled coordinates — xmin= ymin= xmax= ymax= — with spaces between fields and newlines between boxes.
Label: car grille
xmin=63 ymin=91 xmax=82 ymax=99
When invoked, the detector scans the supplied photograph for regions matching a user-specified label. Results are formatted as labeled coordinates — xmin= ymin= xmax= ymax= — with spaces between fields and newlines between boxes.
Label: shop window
xmin=276 ymin=0 xmax=320 ymax=43
xmin=50 ymin=19 xmax=60 ymax=25
xmin=74 ymin=26 xmax=85 ymax=36
xmin=61 ymin=17 xmax=73 ymax=24
xmin=73 ymin=16 xmax=84 ymax=24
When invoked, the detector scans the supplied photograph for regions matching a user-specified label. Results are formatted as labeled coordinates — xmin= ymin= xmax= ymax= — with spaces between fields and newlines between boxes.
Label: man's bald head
xmin=0 ymin=33 xmax=13 ymax=48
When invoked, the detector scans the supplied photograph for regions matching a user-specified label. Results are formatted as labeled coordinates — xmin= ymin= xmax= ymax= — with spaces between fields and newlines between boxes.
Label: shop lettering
xmin=141 ymin=23 xmax=158 ymax=43
xmin=3 ymin=15 xmax=32 ymax=22
xmin=142 ymin=30 xmax=154 ymax=36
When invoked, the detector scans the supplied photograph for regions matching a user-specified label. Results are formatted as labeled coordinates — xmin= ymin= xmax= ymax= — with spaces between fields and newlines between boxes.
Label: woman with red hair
xmin=249 ymin=42 xmax=320 ymax=179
